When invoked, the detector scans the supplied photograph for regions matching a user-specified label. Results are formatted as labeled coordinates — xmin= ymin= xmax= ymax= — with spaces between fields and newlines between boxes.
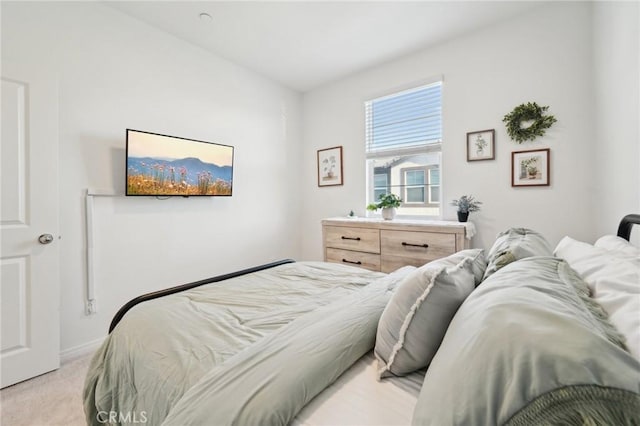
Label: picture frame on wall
xmin=466 ymin=129 xmax=495 ymax=161
xmin=512 ymin=148 xmax=550 ymax=187
xmin=317 ymin=146 xmax=343 ymax=187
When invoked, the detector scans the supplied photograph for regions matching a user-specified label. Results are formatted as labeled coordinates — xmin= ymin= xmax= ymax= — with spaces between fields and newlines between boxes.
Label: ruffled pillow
xmin=374 ymin=249 xmax=486 ymax=378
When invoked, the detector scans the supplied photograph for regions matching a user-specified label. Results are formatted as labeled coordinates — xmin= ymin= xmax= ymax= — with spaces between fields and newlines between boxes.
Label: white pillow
xmin=595 ymin=235 xmax=640 ymax=259
xmin=554 ymin=236 xmax=640 ymax=361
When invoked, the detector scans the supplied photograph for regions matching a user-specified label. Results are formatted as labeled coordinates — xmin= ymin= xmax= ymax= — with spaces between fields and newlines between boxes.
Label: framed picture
xmin=467 ymin=129 xmax=495 ymax=161
xmin=317 ymin=146 xmax=343 ymax=187
xmin=512 ymin=148 xmax=550 ymax=187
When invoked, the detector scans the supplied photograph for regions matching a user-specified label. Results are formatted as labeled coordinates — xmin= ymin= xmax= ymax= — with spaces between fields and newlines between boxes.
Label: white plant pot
xmin=381 ymin=207 xmax=396 ymax=220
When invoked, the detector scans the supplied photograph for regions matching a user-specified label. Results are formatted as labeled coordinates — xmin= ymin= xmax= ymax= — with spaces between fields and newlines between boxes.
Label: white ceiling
xmin=108 ymin=1 xmax=543 ymax=92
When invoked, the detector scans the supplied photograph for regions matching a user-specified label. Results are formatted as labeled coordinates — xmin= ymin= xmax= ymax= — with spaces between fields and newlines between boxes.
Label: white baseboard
xmin=60 ymin=336 xmax=106 ymax=364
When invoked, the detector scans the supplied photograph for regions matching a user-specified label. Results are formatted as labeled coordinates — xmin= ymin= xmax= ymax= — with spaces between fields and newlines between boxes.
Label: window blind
xmin=365 ymin=82 xmax=442 ymax=153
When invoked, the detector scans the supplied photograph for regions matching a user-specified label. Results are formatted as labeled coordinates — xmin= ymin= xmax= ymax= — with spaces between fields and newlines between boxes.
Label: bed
xmin=84 ymin=215 xmax=640 ymax=425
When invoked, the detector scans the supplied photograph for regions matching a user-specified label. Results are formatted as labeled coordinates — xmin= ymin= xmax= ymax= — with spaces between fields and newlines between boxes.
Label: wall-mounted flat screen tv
xmin=126 ymin=129 xmax=234 ymax=197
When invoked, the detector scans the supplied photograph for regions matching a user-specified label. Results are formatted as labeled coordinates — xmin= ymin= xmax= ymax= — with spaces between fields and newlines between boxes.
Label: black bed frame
xmin=108 ymin=259 xmax=295 ymax=332
xmin=617 ymin=214 xmax=640 ymax=241
xmin=108 ymin=214 xmax=640 ymax=333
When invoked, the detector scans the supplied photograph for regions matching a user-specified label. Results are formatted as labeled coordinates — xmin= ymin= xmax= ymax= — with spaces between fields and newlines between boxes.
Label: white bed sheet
xmin=292 ymin=351 xmax=425 ymax=426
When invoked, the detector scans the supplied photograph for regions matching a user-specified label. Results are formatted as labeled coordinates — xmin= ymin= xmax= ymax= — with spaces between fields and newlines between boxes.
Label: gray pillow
xmin=482 ymin=228 xmax=552 ymax=281
xmin=374 ymin=249 xmax=486 ymax=378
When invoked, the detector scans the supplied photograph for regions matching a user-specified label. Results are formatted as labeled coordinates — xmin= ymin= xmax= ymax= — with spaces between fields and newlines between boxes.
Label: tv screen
xmin=126 ymin=129 xmax=234 ymax=197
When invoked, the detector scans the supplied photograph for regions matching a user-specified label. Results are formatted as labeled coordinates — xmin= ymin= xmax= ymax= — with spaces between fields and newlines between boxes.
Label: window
xmin=404 ymin=169 xmax=425 ymax=203
xmin=428 ymin=167 xmax=440 ymax=204
xmin=373 ymin=171 xmax=389 ymax=201
xmin=365 ymin=81 xmax=442 ymax=217
xmin=400 ymin=166 xmax=440 ymax=207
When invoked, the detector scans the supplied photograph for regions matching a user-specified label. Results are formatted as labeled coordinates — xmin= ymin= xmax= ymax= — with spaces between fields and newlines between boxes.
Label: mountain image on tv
xmin=127 ymin=157 xmax=232 ymax=196
xmin=126 ymin=130 xmax=234 ymax=196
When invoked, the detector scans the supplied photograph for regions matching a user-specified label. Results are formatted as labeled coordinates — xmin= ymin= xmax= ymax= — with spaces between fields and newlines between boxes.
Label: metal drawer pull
xmin=342 ymin=259 xmax=362 ymax=265
xmin=341 ymin=236 xmax=361 ymax=241
xmin=402 ymin=242 xmax=429 ymax=248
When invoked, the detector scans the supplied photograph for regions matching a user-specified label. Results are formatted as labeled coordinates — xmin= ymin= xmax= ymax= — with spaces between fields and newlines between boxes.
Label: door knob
xmin=38 ymin=234 xmax=54 ymax=244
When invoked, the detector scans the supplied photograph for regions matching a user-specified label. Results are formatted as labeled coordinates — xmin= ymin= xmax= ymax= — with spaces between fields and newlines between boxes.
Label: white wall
xmin=2 ymin=2 xmax=302 ymax=353
xmin=3 ymin=1 xmax=637 ymax=355
xmin=300 ymin=2 xmax=597 ymax=259
xmin=592 ymin=2 xmax=640 ymax=244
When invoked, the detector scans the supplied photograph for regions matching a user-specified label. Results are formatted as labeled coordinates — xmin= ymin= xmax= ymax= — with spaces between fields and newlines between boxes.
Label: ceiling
xmin=108 ymin=1 xmax=543 ymax=92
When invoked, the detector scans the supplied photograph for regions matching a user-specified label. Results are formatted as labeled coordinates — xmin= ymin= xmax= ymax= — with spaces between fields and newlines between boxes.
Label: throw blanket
xmin=412 ymin=257 xmax=640 ymax=425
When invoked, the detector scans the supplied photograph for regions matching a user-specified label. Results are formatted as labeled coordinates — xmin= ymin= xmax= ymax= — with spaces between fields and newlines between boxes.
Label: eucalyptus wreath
xmin=503 ymin=102 xmax=557 ymax=143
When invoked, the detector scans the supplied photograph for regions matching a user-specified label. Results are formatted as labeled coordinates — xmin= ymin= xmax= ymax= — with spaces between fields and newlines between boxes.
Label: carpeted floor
xmin=0 ymin=354 xmax=90 ymax=426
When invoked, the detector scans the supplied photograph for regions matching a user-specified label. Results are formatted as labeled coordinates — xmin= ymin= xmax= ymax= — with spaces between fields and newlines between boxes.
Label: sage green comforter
xmin=412 ymin=256 xmax=640 ymax=425
xmin=83 ymin=261 xmax=409 ymax=426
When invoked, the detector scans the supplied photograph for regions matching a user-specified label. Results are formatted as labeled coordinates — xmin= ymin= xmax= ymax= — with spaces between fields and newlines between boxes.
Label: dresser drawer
xmin=381 ymin=230 xmax=456 ymax=267
xmin=324 ymin=226 xmax=380 ymax=254
xmin=326 ymin=248 xmax=381 ymax=272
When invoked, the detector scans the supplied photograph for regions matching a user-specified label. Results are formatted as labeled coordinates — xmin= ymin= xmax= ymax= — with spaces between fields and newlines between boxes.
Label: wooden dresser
xmin=322 ymin=218 xmax=470 ymax=273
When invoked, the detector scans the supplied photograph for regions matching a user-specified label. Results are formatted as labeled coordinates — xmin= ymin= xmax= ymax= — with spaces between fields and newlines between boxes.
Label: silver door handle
xmin=38 ymin=234 xmax=54 ymax=244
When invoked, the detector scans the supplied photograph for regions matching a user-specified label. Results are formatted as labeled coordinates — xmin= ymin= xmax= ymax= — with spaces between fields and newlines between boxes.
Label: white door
xmin=1 ymin=61 xmax=60 ymax=388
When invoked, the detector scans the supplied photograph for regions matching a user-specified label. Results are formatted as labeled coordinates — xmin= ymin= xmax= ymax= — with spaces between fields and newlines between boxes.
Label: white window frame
xmin=402 ymin=167 xmax=426 ymax=205
xmin=365 ymin=79 xmax=443 ymax=219
xmin=427 ymin=166 xmax=440 ymax=205
xmin=399 ymin=165 xmax=440 ymax=208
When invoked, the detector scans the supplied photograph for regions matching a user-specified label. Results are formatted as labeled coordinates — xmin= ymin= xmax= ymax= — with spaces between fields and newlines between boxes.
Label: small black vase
xmin=457 ymin=211 xmax=469 ymax=222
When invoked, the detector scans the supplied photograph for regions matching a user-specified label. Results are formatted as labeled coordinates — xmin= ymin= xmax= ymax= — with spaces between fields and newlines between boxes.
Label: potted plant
xmin=367 ymin=193 xmax=402 ymax=220
xmin=450 ymin=195 xmax=482 ymax=222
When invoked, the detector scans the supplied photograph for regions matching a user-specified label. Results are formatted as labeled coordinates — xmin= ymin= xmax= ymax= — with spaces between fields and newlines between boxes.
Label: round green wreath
xmin=503 ymin=102 xmax=557 ymax=143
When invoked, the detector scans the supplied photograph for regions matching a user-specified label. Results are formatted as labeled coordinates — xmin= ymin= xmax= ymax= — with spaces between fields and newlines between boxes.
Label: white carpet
xmin=0 ymin=354 xmax=90 ymax=426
